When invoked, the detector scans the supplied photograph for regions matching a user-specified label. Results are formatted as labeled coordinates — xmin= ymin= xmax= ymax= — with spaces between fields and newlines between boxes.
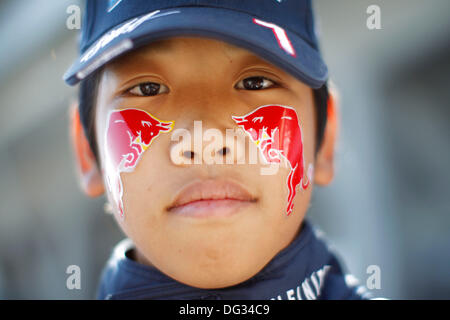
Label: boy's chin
xmin=146 ymin=227 xmax=286 ymax=290
xmin=122 ymin=198 xmax=304 ymax=289
xmin=165 ymin=256 xmax=268 ymax=290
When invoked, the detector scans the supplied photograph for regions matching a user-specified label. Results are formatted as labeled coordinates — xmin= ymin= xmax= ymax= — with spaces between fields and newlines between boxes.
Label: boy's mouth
xmin=166 ymin=179 xmax=258 ymax=218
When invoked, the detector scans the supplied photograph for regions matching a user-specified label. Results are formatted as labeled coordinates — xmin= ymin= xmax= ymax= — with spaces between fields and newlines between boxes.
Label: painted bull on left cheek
xmin=103 ymin=108 xmax=174 ymax=219
xmin=232 ymin=105 xmax=313 ymax=216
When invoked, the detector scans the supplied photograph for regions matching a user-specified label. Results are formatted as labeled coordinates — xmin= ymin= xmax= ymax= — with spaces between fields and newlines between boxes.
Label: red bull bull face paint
xmin=232 ymin=105 xmax=313 ymax=216
xmin=103 ymin=108 xmax=174 ymax=219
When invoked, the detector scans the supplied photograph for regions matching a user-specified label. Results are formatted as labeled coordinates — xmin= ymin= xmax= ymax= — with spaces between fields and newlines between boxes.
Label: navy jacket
xmin=97 ymin=220 xmax=372 ymax=300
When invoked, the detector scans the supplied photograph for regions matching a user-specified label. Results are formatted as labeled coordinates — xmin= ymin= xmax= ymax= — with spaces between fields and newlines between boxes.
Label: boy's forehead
xmin=108 ymin=36 xmax=287 ymax=74
xmin=138 ymin=37 xmax=250 ymax=54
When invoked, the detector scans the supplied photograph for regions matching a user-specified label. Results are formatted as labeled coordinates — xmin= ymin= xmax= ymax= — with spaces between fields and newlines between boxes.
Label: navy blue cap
xmin=63 ymin=0 xmax=328 ymax=88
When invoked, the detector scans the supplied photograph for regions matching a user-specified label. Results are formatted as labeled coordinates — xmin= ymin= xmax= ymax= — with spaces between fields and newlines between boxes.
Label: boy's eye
xmin=235 ymin=76 xmax=276 ymax=90
xmin=128 ymin=82 xmax=169 ymax=96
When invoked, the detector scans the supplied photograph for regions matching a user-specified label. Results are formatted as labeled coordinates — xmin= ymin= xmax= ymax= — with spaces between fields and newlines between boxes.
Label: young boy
xmin=66 ymin=0 xmax=371 ymax=299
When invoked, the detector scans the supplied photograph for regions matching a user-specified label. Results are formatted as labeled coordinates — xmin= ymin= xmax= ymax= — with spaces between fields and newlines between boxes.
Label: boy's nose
xmin=169 ymin=121 xmax=247 ymax=166
xmin=180 ymin=146 xmax=230 ymax=161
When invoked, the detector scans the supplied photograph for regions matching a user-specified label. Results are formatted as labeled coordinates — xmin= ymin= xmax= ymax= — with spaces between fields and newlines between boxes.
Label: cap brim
xmin=63 ymin=6 xmax=328 ymax=88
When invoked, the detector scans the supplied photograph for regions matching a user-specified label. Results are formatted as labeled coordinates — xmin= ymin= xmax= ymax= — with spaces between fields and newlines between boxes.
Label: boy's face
xmin=93 ymin=37 xmax=322 ymax=289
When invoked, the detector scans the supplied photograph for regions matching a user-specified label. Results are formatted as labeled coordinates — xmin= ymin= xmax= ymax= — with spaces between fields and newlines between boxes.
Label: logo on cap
xmin=108 ymin=0 xmax=123 ymax=13
xmin=252 ymin=18 xmax=296 ymax=57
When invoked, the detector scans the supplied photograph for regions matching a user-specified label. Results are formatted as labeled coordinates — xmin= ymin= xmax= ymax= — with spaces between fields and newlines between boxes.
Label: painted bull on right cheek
xmin=232 ymin=105 xmax=313 ymax=216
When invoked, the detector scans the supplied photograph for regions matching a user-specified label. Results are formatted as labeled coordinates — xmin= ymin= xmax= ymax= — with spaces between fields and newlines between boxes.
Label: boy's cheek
xmin=101 ymin=108 xmax=174 ymax=219
xmin=232 ymin=104 xmax=314 ymax=216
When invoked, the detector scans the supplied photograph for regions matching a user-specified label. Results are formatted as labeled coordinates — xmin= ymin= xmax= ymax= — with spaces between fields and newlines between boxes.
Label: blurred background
xmin=0 ymin=0 xmax=449 ymax=299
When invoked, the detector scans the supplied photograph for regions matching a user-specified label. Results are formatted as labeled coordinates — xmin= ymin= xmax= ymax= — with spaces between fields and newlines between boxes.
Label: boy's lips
xmin=166 ymin=179 xmax=258 ymax=218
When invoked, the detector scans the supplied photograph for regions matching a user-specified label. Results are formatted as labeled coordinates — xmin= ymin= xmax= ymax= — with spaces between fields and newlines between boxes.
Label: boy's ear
xmin=314 ymin=87 xmax=339 ymax=186
xmin=69 ymin=102 xmax=105 ymax=197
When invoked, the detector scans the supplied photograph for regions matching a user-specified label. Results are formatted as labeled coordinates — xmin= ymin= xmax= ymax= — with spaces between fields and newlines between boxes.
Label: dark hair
xmin=313 ymin=84 xmax=329 ymax=154
xmin=78 ymin=72 xmax=328 ymax=169
xmin=78 ymin=69 xmax=102 ymax=168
